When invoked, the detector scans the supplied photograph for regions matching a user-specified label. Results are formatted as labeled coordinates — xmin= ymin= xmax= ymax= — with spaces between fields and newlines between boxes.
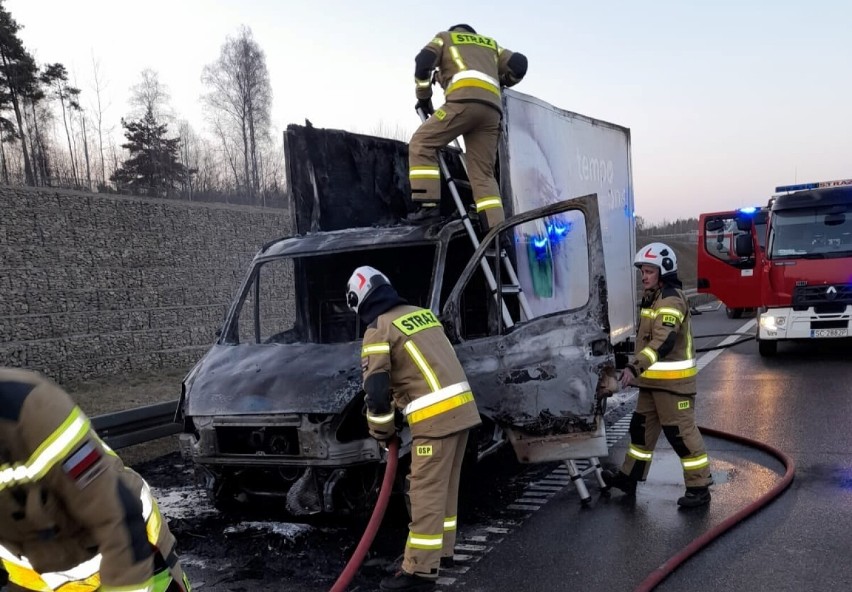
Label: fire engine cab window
xmin=770 ymin=206 xmax=852 ymax=259
xmin=704 ymin=217 xmax=752 ymax=263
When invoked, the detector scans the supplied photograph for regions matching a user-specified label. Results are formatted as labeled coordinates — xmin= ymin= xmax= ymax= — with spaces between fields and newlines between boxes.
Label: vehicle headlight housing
xmin=759 ymin=315 xmax=786 ymax=331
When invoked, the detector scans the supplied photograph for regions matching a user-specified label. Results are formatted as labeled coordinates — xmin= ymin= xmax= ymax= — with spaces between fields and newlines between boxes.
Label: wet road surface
xmin=5 ymin=306 xmax=849 ymax=592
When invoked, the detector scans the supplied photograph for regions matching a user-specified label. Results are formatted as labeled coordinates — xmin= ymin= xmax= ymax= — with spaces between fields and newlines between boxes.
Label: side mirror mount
xmin=735 ymin=234 xmax=754 ymax=258
xmin=735 ymin=216 xmax=752 ymax=232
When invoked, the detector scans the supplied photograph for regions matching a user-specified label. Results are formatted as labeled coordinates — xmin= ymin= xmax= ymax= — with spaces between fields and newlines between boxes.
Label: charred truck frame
xmin=178 ymin=90 xmax=637 ymax=515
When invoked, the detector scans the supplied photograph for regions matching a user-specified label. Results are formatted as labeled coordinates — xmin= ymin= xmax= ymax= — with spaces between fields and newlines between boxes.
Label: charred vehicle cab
xmin=178 ymin=90 xmax=637 ymax=515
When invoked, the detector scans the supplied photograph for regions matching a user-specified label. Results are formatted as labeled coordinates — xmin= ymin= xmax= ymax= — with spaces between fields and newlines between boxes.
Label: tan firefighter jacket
xmin=0 ymin=367 xmax=182 ymax=592
xmin=361 ymin=305 xmax=481 ymax=439
xmin=415 ymin=30 xmax=524 ymax=112
xmin=626 ymin=285 xmax=697 ymax=395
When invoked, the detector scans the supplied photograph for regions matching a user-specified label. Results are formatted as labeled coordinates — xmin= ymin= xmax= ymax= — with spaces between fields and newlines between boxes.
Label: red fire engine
xmin=698 ymin=179 xmax=852 ymax=356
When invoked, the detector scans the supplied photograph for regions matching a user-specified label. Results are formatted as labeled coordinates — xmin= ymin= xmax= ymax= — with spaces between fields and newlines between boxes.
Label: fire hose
xmin=631 ymin=327 xmax=795 ymax=589
xmin=329 ymin=437 xmax=400 ymax=592
xmin=634 ymin=426 xmax=795 ymax=592
xmin=329 ymin=331 xmax=782 ymax=591
xmin=694 ymin=332 xmax=755 ymax=352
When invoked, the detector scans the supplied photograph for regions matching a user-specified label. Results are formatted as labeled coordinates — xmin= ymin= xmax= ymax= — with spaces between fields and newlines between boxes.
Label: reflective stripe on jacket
xmin=0 ymin=368 xmax=184 ymax=592
xmin=628 ymin=286 xmax=697 ymax=394
xmin=415 ymin=31 xmax=522 ymax=112
xmin=361 ymin=305 xmax=481 ymax=438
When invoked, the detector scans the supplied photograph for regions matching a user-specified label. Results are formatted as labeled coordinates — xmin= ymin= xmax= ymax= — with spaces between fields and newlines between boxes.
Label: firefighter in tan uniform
xmin=0 ymin=367 xmax=191 ymax=592
xmin=602 ymin=243 xmax=712 ymax=508
xmin=345 ymin=266 xmax=480 ymax=592
xmin=407 ymin=24 xmax=528 ymax=230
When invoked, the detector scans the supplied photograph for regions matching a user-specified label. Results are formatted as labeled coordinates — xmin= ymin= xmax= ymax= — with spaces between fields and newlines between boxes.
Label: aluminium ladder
xmin=415 ymin=107 xmax=531 ymax=329
xmin=415 ymin=106 xmax=607 ymax=504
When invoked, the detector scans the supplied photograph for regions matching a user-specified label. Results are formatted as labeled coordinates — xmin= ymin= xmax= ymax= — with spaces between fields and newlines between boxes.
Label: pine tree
xmin=111 ymin=106 xmax=187 ymax=196
xmin=0 ymin=1 xmax=39 ymax=185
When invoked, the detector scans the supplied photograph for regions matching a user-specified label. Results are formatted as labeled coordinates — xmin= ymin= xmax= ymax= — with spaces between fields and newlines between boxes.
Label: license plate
xmin=811 ymin=328 xmax=848 ymax=338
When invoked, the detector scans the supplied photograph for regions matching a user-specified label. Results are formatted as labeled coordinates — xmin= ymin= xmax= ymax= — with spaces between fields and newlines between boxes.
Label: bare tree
xmin=0 ymin=118 xmax=18 ymax=184
xmin=211 ymin=114 xmax=241 ymax=195
xmin=368 ymin=120 xmax=413 ymax=142
xmin=42 ymin=63 xmax=81 ymax=187
xmin=80 ymin=113 xmax=92 ymax=190
xmin=129 ymin=68 xmax=171 ymax=125
xmin=177 ymin=119 xmax=204 ymax=200
xmin=202 ymin=26 xmax=272 ymax=201
xmin=90 ymin=54 xmax=110 ymax=188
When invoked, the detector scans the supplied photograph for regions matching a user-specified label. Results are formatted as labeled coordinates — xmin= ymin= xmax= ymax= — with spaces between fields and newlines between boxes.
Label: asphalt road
xmin=5 ymin=305 xmax=850 ymax=592
xmin=447 ymin=306 xmax=852 ymax=592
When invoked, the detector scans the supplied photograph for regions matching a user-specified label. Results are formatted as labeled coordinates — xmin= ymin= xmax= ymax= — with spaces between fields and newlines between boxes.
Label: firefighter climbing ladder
xmin=416 ymin=107 xmax=607 ymax=501
xmin=415 ymin=107 xmax=532 ymax=329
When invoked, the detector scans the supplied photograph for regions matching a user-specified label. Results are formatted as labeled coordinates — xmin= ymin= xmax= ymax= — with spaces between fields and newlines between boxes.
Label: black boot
xmin=380 ymin=571 xmax=437 ymax=592
xmin=602 ymin=470 xmax=637 ymax=496
xmin=404 ymin=203 xmax=441 ymax=224
xmin=677 ymin=486 xmax=711 ymax=508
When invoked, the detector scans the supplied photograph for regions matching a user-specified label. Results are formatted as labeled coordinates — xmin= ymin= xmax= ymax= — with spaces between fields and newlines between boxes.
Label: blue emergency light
xmin=530 ymin=217 xmax=572 ymax=260
xmin=775 ymin=179 xmax=852 ymax=193
xmin=546 ymin=221 xmax=570 ymax=241
xmin=738 ymin=207 xmax=758 ymax=215
xmin=532 ymin=235 xmax=549 ymax=249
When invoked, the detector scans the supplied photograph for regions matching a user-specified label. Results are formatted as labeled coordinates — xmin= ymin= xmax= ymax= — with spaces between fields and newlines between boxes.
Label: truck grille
xmin=216 ymin=426 xmax=300 ymax=456
xmin=792 ymin=283 xmax=852 ymax=310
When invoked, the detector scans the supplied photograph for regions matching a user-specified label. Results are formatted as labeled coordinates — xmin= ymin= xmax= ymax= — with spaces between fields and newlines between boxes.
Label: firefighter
xmin=345 ymin=266 xmax=481 ymax=592
xmin=407 ymin=24 xmax=528 ymax=229
xmin=0 ymin=367 xmax=191 ymax=592
xmin=601 ymin=243 xmax=712 ymax=508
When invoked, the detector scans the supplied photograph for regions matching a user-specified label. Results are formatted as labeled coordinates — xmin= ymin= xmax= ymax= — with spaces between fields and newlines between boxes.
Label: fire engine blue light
xmin=775 ymin=182 xmax=818 ymax=193
xmin=738 ymin=207 xmax=758 ymax=215
xmin=533 ymin=235 xmax=549 ymax=249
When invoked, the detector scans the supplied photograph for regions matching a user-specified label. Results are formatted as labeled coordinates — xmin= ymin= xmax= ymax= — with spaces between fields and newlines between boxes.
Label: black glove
xmin=416 ymin=98 xmax=434 ymax=117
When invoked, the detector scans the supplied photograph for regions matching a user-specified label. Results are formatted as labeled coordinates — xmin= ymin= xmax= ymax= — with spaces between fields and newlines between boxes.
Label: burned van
xmin=177 ymin=90 xmax=636 ymax=514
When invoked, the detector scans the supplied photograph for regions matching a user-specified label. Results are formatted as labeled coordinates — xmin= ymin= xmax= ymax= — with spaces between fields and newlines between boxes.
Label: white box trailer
xmin=501 ymin=89 xmax=637 ymax=346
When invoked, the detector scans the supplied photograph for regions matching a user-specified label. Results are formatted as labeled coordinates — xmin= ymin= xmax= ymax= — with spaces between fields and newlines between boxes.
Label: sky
xmin=6 ymin=0 xmax=852 ymax=223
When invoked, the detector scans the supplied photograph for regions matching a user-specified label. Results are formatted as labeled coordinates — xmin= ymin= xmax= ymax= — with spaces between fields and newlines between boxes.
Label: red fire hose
xmin=328 ymin=410 xmax=794 ymax=591
xmin=329 ymin=437 xmax=400 ymax=592
xmin=633 ymin=425 xmax=796 ymax=592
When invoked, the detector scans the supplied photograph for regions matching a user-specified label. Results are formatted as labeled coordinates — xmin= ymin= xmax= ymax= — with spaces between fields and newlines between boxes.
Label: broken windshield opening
xmin=229 ymin=244 xmax=437 ymax=345
xmin=770 ymin=206 xmax=852 ymax=259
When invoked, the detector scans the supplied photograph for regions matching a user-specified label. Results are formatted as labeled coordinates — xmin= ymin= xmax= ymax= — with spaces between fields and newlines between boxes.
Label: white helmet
xmin=346 ymin=266 xmax=391 ymax=313
xmin=634 ymin=242 xmax=677 ymax=275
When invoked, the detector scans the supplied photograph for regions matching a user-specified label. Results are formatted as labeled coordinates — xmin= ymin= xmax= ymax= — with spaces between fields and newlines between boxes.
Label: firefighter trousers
xmin=620 ymin=389 xmax=711 ymax=488
xmin=408 ymin=101 xmax=504 ymax=230
xmin=402 ymin=430 xmax=469 ymax=578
